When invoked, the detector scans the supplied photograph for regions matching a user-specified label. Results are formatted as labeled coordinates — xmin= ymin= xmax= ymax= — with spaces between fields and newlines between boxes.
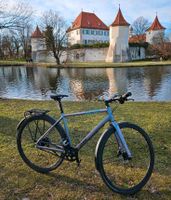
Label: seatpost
xmin=58 ymin=100 xmax=64 ymax=113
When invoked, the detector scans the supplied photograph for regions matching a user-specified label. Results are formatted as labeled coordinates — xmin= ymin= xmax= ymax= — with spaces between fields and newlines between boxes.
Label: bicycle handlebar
xmin=104 ymin=92 xmax=133 ymax=105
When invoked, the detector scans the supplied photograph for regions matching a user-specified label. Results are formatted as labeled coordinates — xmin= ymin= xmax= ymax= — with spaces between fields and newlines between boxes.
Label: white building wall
xmin=32 ymin=46 xmax=146 ymax=63
xmin=67 ymin=29 xmax=81 ymax=45
xmin=67 ymin=28 xmax=109 ymax=45
xmin=67 ymin=48 xmax=108 ymax=62
xmin=146 ymin=30 xmax=164 ymax=44
xmin=81 ymin=29 xmax=109 ymax=44
xmin=33 ymin=51 xmax=67 ymax=63
xmin=31 ymin=38 xmax=46 ymax=51
xmin=106 ymin=26 xmax=129 ymax=62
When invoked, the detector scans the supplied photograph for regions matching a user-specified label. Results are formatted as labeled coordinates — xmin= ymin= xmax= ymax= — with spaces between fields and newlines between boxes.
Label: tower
xmin=106 ymin=7 xmax=130 ymax=62
xmin=146 ymin=15 xmax=166 ymax=44
xmin=31 ymin=26 xmax=46 ymax=61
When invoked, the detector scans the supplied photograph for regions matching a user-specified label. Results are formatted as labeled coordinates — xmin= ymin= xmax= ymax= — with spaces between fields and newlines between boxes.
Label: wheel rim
xmin=101 ymin=125 xmax=153 ymax=191
xmin=20 ymin=118 xmax=63 ymax=170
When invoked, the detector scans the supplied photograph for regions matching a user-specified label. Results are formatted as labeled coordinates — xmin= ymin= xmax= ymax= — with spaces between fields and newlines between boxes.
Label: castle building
xmin=106 ymin=7 xmax=130 ymax=62
xmin=66 ymin=11 xmax=109 ymax=45
xmin=31 ymin=26 xmax=46 ymax=61
xmin=146 ymin=15 xmax=166 ymax=44
xmin=31 ymin=8 xmax=166 ymax=63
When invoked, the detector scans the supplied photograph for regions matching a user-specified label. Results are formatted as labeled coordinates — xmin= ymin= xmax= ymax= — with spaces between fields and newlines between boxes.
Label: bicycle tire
xmin=17 ymin=114 xmax=66 ymax=173
xmin=95 ymin=122 xmax=154 ymax=195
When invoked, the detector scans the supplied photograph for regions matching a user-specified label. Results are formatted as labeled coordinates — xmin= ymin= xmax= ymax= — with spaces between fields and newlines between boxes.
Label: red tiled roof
xmin=111 ymin=8 xmax=130 ymax=27
xmin=31 ymin=26 xmax=44 ymax=38
xmin=129 ymin=34 xmax=146 ymax=43
xmin=67 ymin=11 xmax=109 ymax=32
xmin=146 ymin=16 xmax=166 ymax=31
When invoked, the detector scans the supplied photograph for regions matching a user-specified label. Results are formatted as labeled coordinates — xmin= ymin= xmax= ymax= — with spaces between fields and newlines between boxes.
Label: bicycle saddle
xmin=50 ymin=94 xmax=68 ymax=101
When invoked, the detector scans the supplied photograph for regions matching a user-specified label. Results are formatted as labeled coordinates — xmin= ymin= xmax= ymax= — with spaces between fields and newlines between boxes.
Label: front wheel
xmin=95 ymin=122 xmax=154 ymax=195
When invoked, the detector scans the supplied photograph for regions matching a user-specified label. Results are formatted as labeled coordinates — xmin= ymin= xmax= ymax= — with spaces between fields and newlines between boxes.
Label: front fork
xmin=107 ymin=106 xmax=132 ymax=159
xmin=111 ymin=122 xmax=132 ymax=159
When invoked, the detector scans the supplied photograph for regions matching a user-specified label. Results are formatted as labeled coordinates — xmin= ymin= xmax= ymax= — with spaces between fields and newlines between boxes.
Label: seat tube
xmin=61 ymin=113 xmax=71 ymax=145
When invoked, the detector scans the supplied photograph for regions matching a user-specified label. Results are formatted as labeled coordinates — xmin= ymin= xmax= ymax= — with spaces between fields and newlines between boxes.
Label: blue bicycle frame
xmin=36 ymin=105 xmax=132 ymax=158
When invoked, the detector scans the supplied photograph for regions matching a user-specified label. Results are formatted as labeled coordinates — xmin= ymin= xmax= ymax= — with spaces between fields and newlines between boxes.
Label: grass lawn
xmin=1 ymin=60 xmax=171 ymax=68
xmin=0 ymin=99 xmax=171 ymax=200
xmin=0 ymin=60 xmax=27 ymax=66
xmin=36 ymin=60 xmax=171 ymax=68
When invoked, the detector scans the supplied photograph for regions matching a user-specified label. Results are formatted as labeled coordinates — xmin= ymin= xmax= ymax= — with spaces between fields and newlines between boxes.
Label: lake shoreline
xmin=0 ymin=60 xmax=171 ymax=68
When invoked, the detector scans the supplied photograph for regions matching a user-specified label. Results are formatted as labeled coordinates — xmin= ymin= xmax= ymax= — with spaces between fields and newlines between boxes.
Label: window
xmin=82 ymin=29 xmax=85 ymax=34
xmin=138 ymin=48 xmax=141 ymax=57
xmin=86 ymin=29 xmax=89 ymax=35
xmin=76 ymin=30 xmax=79 ymax=35
xmin=91 ymin=30 xmax=94 ymax=35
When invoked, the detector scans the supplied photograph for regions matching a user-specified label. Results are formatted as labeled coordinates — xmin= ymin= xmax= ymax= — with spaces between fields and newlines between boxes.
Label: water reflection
xmin=0 ymin=66 xmax=171 ymax=101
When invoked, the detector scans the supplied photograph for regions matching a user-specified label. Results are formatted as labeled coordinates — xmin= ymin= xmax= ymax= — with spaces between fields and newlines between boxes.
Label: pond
xmin=0 ymin=66 xmax=171 ymax=101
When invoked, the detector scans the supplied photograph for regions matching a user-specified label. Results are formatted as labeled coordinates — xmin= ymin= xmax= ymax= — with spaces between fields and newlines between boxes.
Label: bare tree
xmin=41 ymin=10 xmax=67 ymax=65
xmin=147 ymin=33 xmax=171 ymax=60
xmin=0 ymin=0 xmax=33 ymax=30
xmin=132 ymin=16 xmax=149 ymax=35
xmin=17 ymin=23 xmax=33 ymax=59
xmin=0 ymin=21 xmax=33 ymax=60
xmin=0 ymin=34 xmax=16 ymax=58
xmin=10 ymin=32 xmax=22 ymax=58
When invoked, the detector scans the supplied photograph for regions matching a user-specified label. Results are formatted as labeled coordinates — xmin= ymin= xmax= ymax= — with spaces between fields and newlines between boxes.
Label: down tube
xmin=76 ymin=115 xmax=110 ymax=150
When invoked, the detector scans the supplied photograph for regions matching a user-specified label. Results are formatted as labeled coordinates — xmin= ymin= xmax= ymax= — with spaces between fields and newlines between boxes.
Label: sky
xmin=8 ymin=0 xmax=171 ymax=33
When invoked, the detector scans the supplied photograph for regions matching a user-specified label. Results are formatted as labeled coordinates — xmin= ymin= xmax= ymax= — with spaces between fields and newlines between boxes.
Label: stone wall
xmin=32 ymin=51 xmax=67 ymax=63
xmin=32 ymin=46 xmax=146 ymax=63
xmin=67 ymin=48 xmax=108 ymax=62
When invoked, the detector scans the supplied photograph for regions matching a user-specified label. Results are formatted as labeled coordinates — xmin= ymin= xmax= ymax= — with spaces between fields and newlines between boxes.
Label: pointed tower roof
xmin=146 ymin=15 xmax=166 ymax=31
xmin=31 ymin=26 xmax=44 ymax=38
xmin=111 ymin=7 xmax=130 ymax=27
xmin=67 ymin=11 xmax=109 ymax=32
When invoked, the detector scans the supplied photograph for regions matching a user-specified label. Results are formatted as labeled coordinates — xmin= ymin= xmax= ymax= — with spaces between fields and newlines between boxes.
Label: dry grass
xmin=0 ymin=99 xmax=171 ymax=200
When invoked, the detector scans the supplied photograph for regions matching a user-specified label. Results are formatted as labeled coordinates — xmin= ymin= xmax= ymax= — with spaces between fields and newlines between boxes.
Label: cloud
xmin=8 ymin=0 xmax=171 ymax=30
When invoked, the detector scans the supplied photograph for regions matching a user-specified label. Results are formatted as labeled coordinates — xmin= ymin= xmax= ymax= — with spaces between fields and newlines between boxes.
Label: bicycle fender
xmin=95 ymin=125 xmax=115 ymax=171
xmin=16 ymin=118 xmax=26 ymax=131
xmin=17 ymin=110 xmax=50 ymax=131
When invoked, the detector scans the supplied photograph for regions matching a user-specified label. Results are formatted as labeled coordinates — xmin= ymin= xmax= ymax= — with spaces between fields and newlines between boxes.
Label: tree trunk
xmin=56 ymin=57 xmax=60 ymax=65
xmin=53 ymin=51 xmax=60 ymax=65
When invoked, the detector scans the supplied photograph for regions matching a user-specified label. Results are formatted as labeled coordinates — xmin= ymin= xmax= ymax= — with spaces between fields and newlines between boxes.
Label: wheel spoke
xmin=17 ymin=115 xmax=65 ymax=173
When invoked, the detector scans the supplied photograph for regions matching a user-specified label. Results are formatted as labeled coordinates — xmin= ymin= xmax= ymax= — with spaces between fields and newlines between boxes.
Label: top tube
xmin=63 ymin=109 xmax=107 ymax=118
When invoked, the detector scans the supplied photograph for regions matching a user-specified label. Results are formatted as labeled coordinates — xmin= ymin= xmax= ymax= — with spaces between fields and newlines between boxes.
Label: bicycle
xmin=16 ymin=92 xmax=154 ymax=195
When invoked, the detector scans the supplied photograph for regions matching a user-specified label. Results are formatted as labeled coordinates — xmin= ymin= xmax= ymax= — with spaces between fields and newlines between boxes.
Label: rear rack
xmin=24 ymin=109 xmax=50 ymax=118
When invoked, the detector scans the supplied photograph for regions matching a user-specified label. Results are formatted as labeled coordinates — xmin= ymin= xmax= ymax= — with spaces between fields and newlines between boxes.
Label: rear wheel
xmin=17 ymin=114 xmax=66 ymax=173
xmin=96 ymin=122 xmax=154 ymax=195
